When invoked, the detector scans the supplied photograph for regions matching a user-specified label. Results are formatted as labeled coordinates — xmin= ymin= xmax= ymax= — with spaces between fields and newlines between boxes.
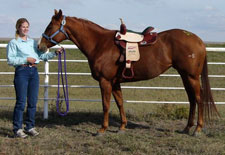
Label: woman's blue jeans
xmin=13 ymin=66 xmax=39 ymax=133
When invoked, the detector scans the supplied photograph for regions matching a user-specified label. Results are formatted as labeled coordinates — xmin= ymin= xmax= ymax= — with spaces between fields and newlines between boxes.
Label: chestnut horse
xmin=39 ymin=10 xmax=219 ymax=136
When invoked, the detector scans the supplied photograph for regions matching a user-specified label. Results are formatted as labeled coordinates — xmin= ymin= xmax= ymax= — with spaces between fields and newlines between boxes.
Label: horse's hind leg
xmin=180 ymin=73 xmax=203 ymax=135
xmin=112 ymin=83 xmax=127 ymax=132
xmin=180 ymin=73 xmax=196 ymax=134
xmin=188 ymin=76 xmax=204 ymax=135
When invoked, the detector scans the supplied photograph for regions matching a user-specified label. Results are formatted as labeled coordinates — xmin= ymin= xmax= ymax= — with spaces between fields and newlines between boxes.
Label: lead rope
xmin=56 ymin=48 xmax=69 ymax=116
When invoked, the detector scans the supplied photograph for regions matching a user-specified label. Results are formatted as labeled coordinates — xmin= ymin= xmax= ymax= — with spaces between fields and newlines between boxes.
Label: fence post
xmin=43 ymin=60 xmax=49 ymax=119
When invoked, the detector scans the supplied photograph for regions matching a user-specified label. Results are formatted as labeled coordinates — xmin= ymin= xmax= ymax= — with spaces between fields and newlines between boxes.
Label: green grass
xmin=0 ymin=41 xmax=225 ymax=154
xmin=0 ymin=105 xmax=225 ymax=155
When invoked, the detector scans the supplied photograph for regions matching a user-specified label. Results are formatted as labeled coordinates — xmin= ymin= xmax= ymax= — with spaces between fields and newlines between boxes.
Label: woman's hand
xmin=55 ymin=47 xmax=64 ymax=55
xmin=27 ymin=57 xmax=36 ymax=64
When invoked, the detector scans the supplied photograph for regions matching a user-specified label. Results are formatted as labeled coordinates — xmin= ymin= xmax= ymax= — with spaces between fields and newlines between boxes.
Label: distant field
xmin=0 ymin=40 xmax=225 ymax=154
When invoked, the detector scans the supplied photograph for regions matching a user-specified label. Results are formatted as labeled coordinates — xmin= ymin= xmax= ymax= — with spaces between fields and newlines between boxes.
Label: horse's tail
xmin=201 ymin=56 xmax=220 ymax=121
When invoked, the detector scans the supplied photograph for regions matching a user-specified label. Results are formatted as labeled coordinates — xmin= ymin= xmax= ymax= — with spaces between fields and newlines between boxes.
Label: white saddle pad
xmin=126 ymin=42 xmax=140 ymax=68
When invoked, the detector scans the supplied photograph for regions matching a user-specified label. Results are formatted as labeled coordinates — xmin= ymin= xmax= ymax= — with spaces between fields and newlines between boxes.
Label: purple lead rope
xmin=56 ymin=49 xmax=69 ymax=116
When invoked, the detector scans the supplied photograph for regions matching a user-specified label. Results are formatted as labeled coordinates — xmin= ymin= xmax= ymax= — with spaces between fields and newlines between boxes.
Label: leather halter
xmin=42 ymin=15 xmax=69 ymax=45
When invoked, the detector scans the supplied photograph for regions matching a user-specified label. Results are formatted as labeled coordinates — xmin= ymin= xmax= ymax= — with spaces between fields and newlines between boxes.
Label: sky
xmin=0 ymin=0 xmax=225 ymax=42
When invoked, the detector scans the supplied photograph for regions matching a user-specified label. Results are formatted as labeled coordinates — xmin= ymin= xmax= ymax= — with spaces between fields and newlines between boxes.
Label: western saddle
xmin=115 ymin=19 xmax=157 ymax=79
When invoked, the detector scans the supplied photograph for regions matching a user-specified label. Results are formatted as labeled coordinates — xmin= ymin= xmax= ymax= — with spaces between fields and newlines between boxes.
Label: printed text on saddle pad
xmin=126 ymin=42 xmax=140 ymax=68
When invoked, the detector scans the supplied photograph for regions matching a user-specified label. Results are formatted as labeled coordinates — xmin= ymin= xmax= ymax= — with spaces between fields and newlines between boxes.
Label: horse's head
xmin=38 ymin=9 xmax=69 ymax=52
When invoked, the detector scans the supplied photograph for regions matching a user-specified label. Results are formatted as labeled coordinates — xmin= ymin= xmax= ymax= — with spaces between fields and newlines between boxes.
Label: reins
xmin=42 ymin=15 xmax=70 ymax=116
xmin=56 ymin=48 xmax=70 ymax=116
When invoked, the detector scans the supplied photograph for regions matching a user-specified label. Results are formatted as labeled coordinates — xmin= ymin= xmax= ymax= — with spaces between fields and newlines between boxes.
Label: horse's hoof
xmin=95 ymin=131 xmax=105 ymax=137
xmin=181 ymin=129 xmax=190 ymax=135
xmin=192 ymin=131 xmax=202 ymax=137
xmin=117 ymin=129 xmax=126 ymax=134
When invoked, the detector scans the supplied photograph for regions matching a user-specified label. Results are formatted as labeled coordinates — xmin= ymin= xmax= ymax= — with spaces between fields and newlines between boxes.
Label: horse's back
xmin=159 ymin=29 xmax=206 ymax=75
xmin=159 ymin=29 xmax=205 ymax=49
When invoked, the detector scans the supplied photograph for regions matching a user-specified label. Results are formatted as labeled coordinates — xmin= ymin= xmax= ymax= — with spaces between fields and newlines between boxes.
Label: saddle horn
xmin=119 ymin=18 xmax=126 ymax=35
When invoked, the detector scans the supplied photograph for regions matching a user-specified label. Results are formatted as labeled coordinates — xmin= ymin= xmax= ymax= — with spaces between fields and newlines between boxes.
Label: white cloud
xmin=205 ymin=5 xmax=215 ymax=11
xmin=38 ymin=0 xmax=83 ymax=6
xmin=0 ymin=15 xmax=16 ymax=24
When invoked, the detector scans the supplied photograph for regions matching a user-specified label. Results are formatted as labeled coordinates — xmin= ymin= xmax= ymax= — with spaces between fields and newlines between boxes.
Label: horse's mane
xmin=70 ymin=16 xmax=110 ymax=31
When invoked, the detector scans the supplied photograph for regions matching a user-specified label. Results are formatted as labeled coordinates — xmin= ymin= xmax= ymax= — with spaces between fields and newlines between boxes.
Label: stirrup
xmin=122 ymin=65 xmax=134 ymax=79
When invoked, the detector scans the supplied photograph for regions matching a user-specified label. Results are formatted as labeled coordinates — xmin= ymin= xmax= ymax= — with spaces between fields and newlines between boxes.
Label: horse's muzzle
xmin=38 ymin=44 xmax=48 ymax=52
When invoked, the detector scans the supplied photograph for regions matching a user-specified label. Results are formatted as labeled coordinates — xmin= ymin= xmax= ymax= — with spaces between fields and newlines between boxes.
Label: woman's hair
xmin=15 ymin=18 xmax=30 ymax=39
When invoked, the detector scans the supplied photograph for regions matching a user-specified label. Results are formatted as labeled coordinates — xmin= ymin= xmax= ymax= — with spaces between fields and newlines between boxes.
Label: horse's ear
xmin=54 ymin=9 xmax=63 ymax=20
xmin=58 ymin=9 xmax=63 ymax=16
xmin=54 ymin=9 xmax=58 ymax=15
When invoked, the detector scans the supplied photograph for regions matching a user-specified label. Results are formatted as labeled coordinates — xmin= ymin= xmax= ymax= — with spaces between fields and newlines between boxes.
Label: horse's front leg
xmin=98 ymin=78 xmax=112 ymax=134
xmin=112 ymin=83 xmax=127 ymax=132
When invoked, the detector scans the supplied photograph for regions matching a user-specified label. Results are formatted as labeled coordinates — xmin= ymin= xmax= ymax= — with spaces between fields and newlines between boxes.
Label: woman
xmin=7 ymin=18 xmax=63 ymax=138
